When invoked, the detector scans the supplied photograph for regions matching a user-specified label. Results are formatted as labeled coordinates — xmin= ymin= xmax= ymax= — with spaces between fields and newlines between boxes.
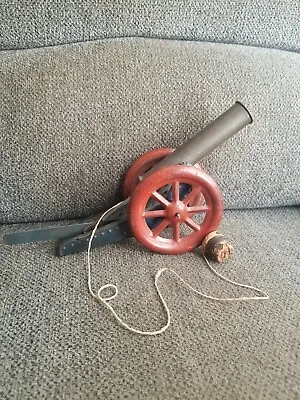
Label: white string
xmin=87 ymin=204 xmax=269 ymax=336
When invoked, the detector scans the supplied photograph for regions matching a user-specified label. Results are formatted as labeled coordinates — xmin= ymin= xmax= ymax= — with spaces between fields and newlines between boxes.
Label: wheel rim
xmin=128 ymin=165 xmax=223 ymax=255
xmin=122 ymin=148 xmax=174 ymax=199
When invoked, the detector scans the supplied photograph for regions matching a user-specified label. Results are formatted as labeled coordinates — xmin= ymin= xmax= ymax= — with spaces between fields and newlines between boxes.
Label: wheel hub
xmin=166 ymin=201 xmax=187 ymax=222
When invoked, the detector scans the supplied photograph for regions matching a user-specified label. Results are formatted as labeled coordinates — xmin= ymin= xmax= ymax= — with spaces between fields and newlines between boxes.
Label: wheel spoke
xmin=184 ymin=217 xmax=201 ymax=231
xmin=152 ymin=218 xmax=170 ymax=237
xmin=172 ymin=181 xmax=180 ymax=202
xmin=187 ymin=205 xmax=210 ymax=213
xmin=183 ymin=187 xmax=203 ymax=206
xmin=143 ymin=209 xmax=166 ymax=218
xmin=151 ymin=191 xmax=170 ymax=208
xmin=194 ymin=193 xmax=205 ymax=204
xmin=172 ymin=221 xmax=180 ymax=242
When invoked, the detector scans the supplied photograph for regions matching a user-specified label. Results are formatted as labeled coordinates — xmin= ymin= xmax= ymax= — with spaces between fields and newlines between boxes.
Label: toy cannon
xmin=3 ymin=102 xmax=252 ymax=257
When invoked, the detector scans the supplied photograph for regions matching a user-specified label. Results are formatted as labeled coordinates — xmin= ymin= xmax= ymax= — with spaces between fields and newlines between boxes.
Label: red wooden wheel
xmin=122 ymin=148 xmax=174 ymax=199
xmin=128 ymin=164 xmax=223 ymax=255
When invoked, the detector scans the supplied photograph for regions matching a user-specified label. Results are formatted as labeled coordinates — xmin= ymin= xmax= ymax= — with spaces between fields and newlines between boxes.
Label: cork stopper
xmin=201 ymin=231 xmax=233 ymax=263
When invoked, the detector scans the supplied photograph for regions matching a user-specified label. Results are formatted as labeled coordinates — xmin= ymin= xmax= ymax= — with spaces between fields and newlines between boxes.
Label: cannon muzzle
xmin=146 ymin=101 xmax=252 ymax=175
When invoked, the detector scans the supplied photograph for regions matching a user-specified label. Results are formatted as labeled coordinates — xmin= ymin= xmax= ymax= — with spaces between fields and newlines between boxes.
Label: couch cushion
xmin=1 ymin=38 xmax=299 ymax=223
xmin=1 ymin=1 xmax=299 ymax=52
xmin=1 ymin=207 xmax=299 ymax=399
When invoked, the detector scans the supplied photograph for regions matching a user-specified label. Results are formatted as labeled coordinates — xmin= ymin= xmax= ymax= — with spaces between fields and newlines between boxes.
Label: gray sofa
xmin=1 ymin=2 xmax=299 ymax=399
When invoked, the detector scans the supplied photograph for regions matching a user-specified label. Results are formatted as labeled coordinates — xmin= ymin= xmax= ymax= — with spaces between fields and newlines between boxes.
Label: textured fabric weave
xmin=0 ymin=1 xmax=299 ymax=52
xmin=1 ymin=207 xmax=299 ymax=399
xmin=1 ymin=38 xmax=299 ymax=223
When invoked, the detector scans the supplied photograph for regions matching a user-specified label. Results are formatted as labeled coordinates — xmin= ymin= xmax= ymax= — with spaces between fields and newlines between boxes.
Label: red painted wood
xmin=128 ymin=164 xmax=223 ymax=255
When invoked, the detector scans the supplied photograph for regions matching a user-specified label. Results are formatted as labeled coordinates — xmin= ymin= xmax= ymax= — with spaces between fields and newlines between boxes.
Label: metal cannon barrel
xmin=144 ymin=101 xmax=252 ymax=176
xmin=102 ymin=101 xmax=253 ymax=222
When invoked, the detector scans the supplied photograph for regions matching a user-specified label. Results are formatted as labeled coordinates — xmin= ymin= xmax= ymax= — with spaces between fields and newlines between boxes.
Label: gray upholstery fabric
xmin=0 ymin=1 xmax=299 ymax=52
xmin=1 ymin=2 xmax=299 ymax=400
xmin=1 ymin=38 xmax=299 ymax=223
xmin=1 ymin=207 xmax=299 ymax=399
